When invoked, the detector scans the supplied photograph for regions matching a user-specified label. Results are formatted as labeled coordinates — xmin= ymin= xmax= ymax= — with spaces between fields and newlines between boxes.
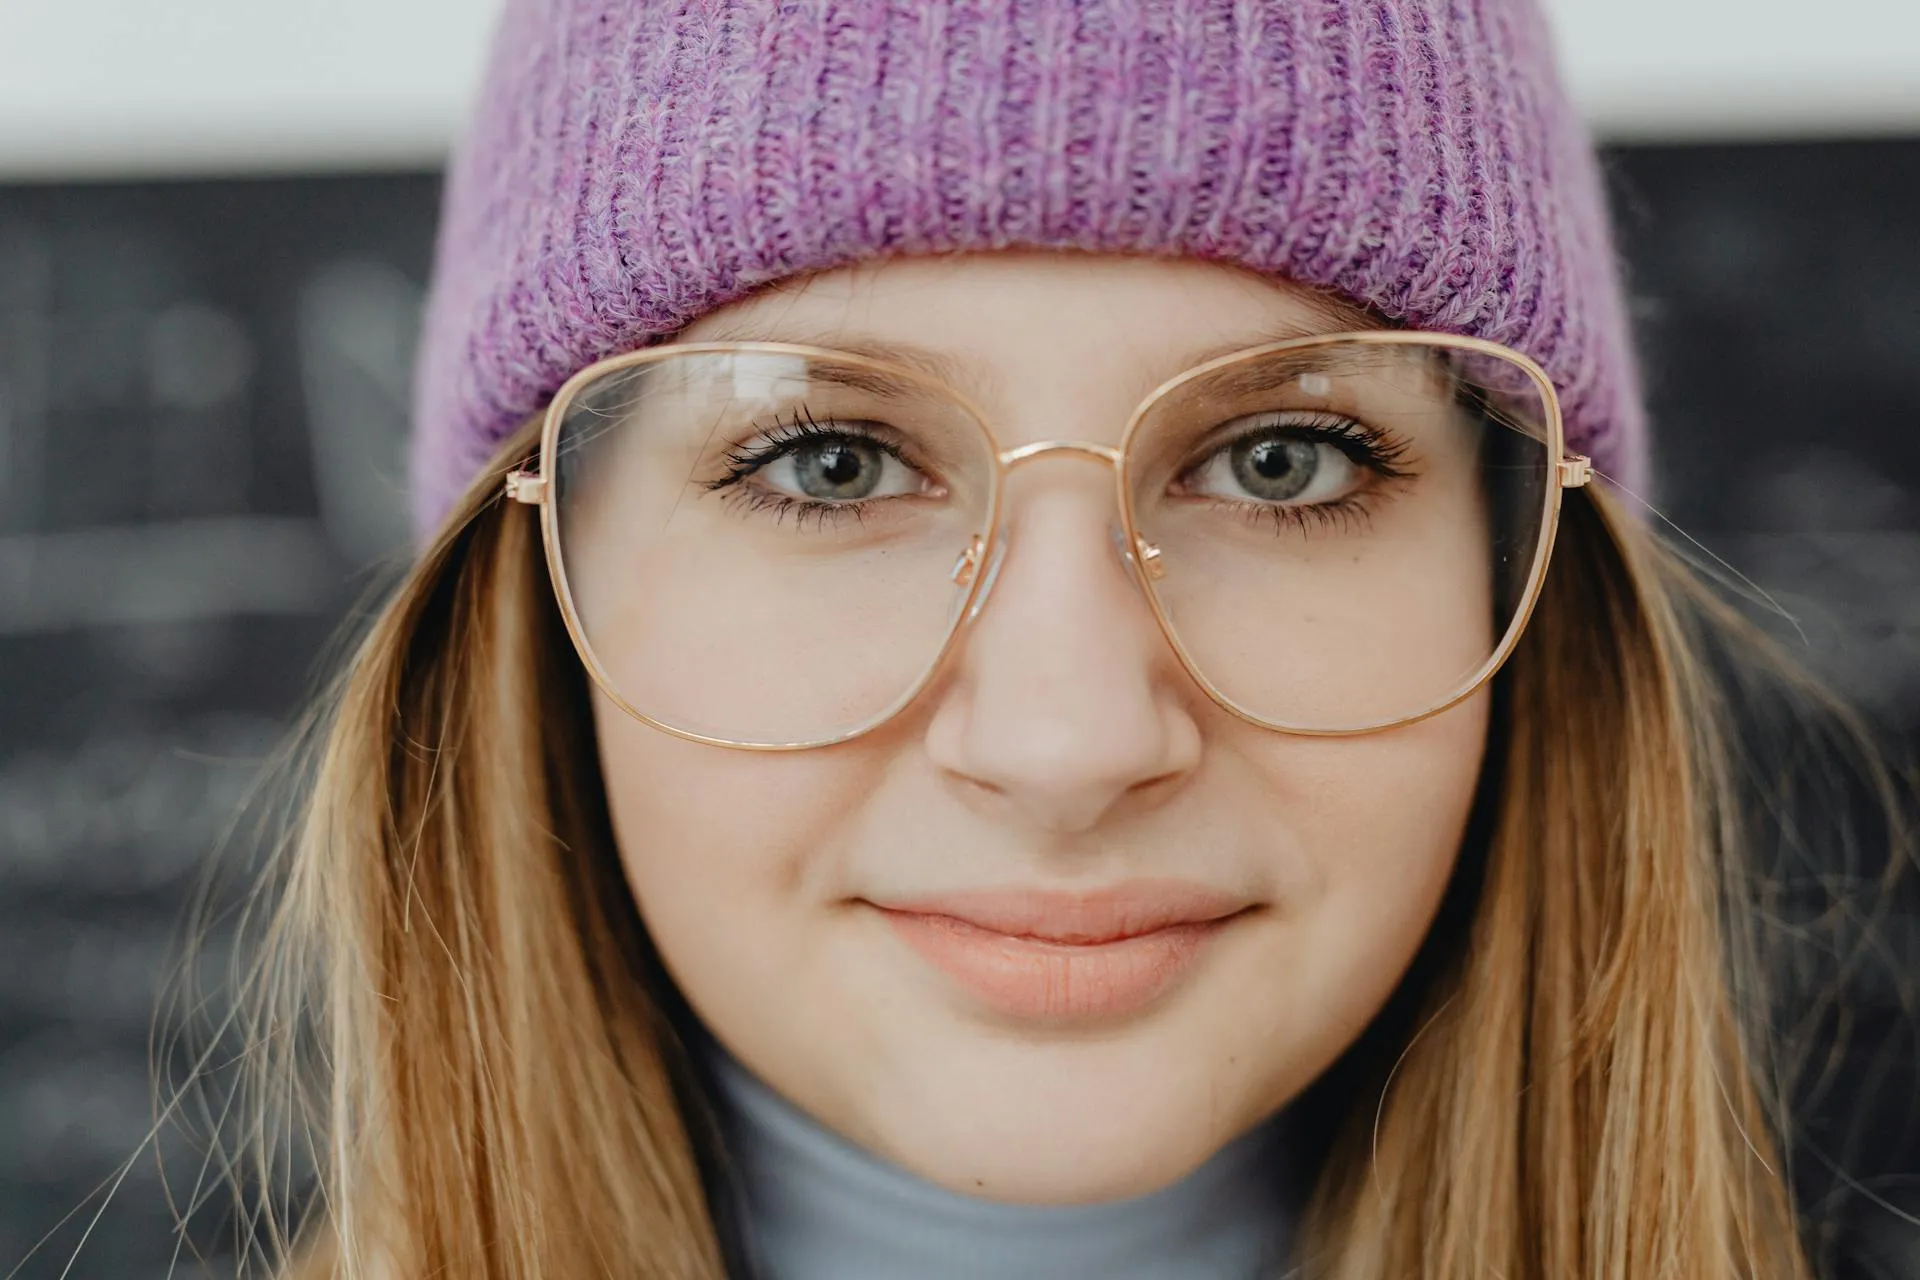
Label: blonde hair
xmin=204 ymin=417 xmax=1894 ymax=1278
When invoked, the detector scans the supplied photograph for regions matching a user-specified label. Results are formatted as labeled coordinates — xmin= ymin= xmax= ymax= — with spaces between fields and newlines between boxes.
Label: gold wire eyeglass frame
xmin=505 ymin=330 xmax=1592 ymax=751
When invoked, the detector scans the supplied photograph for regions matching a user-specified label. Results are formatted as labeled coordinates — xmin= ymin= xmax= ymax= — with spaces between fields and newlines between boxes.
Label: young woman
xmin=223 ymin=1 xmax=1901 ymax=1276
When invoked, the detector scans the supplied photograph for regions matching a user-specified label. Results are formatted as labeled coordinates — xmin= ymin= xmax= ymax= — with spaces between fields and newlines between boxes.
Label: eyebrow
xmin=680 ymin=295 xmax=1386 ymax=403
xmin=685 ymin=326 xmax=985 ymax=394
xmin=1179 ymin=308 xmax=1388 ymax=371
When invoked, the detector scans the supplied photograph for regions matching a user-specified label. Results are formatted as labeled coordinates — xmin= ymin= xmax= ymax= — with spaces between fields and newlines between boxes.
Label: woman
xmin=229 ymin=1 xmax=1890 ymax=1276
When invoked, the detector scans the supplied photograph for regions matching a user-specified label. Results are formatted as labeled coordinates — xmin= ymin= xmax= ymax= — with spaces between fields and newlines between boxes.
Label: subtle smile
xmin=866 ymin=882 xmax=1256 ymax=1022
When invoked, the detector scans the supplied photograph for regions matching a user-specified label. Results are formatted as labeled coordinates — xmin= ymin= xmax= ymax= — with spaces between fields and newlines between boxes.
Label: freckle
xmin=975 ymin=1178 xmax=985 ymax=1187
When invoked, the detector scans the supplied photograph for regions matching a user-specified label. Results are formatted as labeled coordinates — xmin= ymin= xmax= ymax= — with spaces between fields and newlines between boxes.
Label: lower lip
xmin=879 ymin=909 xmax=1230 ymax=1022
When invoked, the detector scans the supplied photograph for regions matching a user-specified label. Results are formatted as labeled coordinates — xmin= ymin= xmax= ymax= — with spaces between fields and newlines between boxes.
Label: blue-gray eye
xmin=755 ymin=433 xmax=926 ymax=502
xmin=792 ymin=438 xmax=883 ymax=499
xmin=1189 ymin=427 xmax=1360 ymax=506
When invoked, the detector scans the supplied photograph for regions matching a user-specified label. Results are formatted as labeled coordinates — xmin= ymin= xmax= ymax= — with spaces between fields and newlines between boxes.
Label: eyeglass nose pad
xmin=953 ymin=530 xmax=1009 ymax=625
xmin=1111 ymin=523 xmax=1165 ymax=591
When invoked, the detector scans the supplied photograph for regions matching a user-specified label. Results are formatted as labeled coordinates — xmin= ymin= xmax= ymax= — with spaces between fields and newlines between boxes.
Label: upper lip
xmin=867 ymin=880 xmax=1252 ymax=945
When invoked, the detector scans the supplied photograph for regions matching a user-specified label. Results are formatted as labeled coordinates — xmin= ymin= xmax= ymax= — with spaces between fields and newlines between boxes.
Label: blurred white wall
xmin=0 ymin=0 xmax=1915 ymax=179
xmin=1546 ymin=0 xmax=1920 ymax=140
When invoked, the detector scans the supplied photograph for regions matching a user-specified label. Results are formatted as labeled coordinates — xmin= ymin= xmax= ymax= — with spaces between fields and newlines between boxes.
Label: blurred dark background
xmin=0 ymin=142 xmax=1916 ymax=1276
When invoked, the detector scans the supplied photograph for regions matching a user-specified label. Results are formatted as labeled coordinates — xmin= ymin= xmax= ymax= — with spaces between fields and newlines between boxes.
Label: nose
xmin=922 ymin=472 xmax=1203 ymax=834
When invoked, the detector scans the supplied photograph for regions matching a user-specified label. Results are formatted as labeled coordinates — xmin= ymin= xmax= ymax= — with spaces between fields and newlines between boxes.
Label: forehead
xmin=671 ymin=251 xmax=1382 ymax=411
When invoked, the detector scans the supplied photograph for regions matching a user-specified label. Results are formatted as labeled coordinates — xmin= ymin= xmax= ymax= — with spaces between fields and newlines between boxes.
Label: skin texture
xmin=590 ymin=252 xmax=1489 ymax=1206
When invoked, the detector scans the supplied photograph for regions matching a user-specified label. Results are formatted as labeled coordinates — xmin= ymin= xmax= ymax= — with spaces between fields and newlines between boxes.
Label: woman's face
xmin=592 ymin=252 xmax=1487 ymax=1205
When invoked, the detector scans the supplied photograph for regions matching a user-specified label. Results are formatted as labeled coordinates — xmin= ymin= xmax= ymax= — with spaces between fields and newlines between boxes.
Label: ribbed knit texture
xmin=411 ymin=0 xmax=1645 ymax=537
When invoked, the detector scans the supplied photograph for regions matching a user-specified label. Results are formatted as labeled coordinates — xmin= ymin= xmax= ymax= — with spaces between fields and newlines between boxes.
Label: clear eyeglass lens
xmin=1122 ymin=338 xmax=1555 ymax=732
xmin=551 ymin=348 xmax=998 ymax=746
xmin=549 ymin=339 xmax=1557 ymax=745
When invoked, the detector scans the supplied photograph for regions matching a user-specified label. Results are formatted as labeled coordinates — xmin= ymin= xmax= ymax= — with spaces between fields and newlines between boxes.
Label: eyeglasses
xmin=504 ymin=332 xmax=1590 ymax=749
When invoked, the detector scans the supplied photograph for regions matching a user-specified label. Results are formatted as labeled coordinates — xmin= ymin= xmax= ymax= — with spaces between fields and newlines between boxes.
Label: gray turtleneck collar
xmin=698 ymin=1042 xmax=1297 ymax=1280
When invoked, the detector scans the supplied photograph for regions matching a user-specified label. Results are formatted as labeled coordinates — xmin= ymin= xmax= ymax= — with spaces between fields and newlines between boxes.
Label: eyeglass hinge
xmin=504 ymin=469 xmax=548 ymax=504
xmin=1556 ymin=455 xmax=1593 ymax=489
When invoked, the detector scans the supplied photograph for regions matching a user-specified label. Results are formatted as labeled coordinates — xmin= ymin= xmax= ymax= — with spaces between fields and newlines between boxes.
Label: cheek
xmin=591 ymin=685 xmax=882 ymax=1026
xmin=1231 ymin=691 xmax=1489 ymax=1087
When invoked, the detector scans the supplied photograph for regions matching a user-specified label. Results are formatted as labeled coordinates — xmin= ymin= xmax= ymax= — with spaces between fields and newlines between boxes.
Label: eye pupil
xmin=1232 ymin=435 xmax=1319 ymax=501
xmin=796 ymin=439 xmax=881 ymax=499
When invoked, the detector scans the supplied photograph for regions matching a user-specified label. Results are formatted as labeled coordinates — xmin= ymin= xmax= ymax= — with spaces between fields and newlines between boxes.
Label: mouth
xmin=865 ymin=882 xmax=1256 ymax=1023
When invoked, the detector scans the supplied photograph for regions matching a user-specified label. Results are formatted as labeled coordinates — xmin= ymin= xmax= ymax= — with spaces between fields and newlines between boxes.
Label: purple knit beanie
xmin=410 ymin=0 xmax=1645 ymax=539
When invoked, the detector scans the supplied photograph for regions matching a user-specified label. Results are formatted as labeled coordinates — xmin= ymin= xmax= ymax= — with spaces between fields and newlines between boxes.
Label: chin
xmin=849 ymin=1023 xmax=1271 ymax=1206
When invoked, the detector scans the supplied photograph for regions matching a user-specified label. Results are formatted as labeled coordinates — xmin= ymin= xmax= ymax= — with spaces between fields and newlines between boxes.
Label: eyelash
xmin=1182 ymin=411 xmax=1418 ymax=537
xmin=705 ymin=406 xmax=1419 ymax=534
xmin=704 ymin=406 xmax=917 ymax=529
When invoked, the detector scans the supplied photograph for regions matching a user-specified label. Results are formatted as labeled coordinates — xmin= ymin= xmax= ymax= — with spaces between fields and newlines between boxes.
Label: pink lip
xmin=869 ymin=882 xmax=1251 ymax=1022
